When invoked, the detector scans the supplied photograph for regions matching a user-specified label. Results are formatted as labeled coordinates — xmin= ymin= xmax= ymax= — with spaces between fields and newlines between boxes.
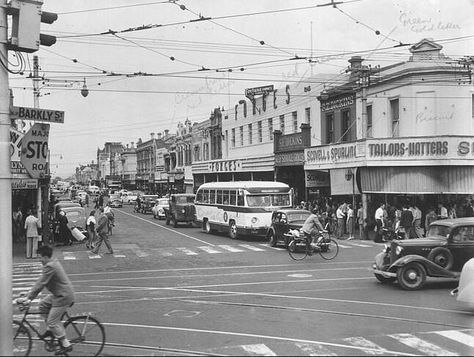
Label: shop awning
xmin=360 ymin=166 xmax=474 ymax=194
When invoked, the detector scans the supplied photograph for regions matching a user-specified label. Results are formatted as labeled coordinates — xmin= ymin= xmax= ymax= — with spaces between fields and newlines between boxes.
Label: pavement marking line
xmin=132 ymin=248 xmax=149 ymax=258
xmin=177 ymin=247 xmax=198 ymax=255
xmin=241 ymin=343 xmax=276 ymax=356
xmin=218 ymin=245 xmax=244 ymax=252
xmin=295 ymin=342 xmax=338 ymax=356
xmin=347 ymin=243 xmax=372 ymax=247
xmin=117 ymin=209 xmax=213 ymax=246
xmin=101 ymin=321 xmax=416 ymax=356
xmin=87 ymin=251 xmax=102 ymax=259
xmin=239 ymin=244 xmax=265 ymax=251
xmin=113 ymin=252 xmax=126 ymax=258
xmin=434 ymin=330 xmax=474 ymax=348
xmin=336 ymin=244 xmax=352 ymax=248
xmin=342 ymin=337 xmax=388 ymax=355
xmin=259 ymin=244 xmax=285 ymax=251
xmin=388 ymin=333 xmax=458 ymax=356
xmin=198 ymin=246 xmax=222 ymax=254
xmin=62 ymin=252 xmax=76 ymax=260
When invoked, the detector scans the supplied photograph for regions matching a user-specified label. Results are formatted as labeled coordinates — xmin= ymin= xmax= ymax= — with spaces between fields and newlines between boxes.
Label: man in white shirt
xmin=413 ymin=205 xmax=423 ymax=238
xmin=336 ymin=204 xmax=346 ymax=239
xmin=438 ymin=203 xmax=448 ymax=219
xmin=374 ymin=203 xmax=385 ymax=242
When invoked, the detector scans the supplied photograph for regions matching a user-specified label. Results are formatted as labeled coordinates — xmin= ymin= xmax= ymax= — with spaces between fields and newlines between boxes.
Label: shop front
xmin=192 ymin=155 xmax=275 ymax=192
xmin=274 ymin=124 xmax=311 ymax=203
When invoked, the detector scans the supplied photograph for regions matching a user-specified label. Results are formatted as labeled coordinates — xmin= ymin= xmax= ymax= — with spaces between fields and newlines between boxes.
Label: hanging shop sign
xmin=245 ymin=85 xmax=274 ymax=98
xmin=274 ymin=152 xmax=305 ymax=166
xmin=20 ymin=123 xmax=50 ymax=179
xmin=305 ymin=171 xmax=330 ymax=188
xmin=11 ymin=106 xmax=65 ymax=124
xmin=305 ymin=142 xmax=365 ymax=169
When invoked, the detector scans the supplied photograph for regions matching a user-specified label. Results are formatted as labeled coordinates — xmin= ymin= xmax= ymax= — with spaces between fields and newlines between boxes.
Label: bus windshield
xmin=246 ymin=194 xmax=291 ymax=207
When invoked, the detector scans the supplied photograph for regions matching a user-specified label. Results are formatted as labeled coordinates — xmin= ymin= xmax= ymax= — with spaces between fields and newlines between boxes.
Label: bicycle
xmin=286 ymin=229 xmax=339 ymax=261
xmin=13 ymin=297 xmax=105 ymax=356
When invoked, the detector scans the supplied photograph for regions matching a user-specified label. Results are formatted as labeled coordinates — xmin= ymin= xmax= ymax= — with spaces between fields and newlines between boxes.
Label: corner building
xmin=305 ymin=38 xmax=474 ymax=229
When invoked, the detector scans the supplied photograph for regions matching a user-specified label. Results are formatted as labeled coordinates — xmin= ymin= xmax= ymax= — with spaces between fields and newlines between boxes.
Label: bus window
xmin=247 ymin=195 xmax=271 ymax=207
xmin=216 ymin=190 xmax=223 ymax=204
xmin=210 ymin=190 xmax=216 ymax=204
xmin=272 ymin=194 xmax=291 ymax=207
xmin=196 ymin=191 xmax=202 ymax=203
xmin=237 ymin=192 xmax=244 ymax=206
xmin=223 ymin=190 xmax=230 ymax=205
xmin=229 ymin=190 xmax=236 ymax=206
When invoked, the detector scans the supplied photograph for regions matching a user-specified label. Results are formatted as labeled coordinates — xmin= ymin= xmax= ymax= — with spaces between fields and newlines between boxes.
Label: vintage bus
xmin=195 ymin=181 xmax=293 ymax=239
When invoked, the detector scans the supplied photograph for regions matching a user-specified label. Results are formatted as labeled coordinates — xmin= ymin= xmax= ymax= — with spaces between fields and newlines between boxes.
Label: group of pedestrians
xmin=85 ymin=205 xmax=114 ymax=255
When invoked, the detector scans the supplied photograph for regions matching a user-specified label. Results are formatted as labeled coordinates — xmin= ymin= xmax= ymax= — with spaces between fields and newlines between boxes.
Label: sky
xmin=8 ymin=0 xmax=474 ymax=177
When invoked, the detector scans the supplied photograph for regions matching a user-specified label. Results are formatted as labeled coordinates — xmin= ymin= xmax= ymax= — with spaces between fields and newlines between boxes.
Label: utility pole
xmin=0 ymin=0 xmax=13 ymax=354
xmin=33 ymin=55 xmax=43 ymax=235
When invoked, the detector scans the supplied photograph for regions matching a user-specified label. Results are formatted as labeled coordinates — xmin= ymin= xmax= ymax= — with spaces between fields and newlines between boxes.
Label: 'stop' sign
xmin=11 ymin=106 xmax=64 ymax=123
xmin=245 ymin=85 xmax=274 ymax=98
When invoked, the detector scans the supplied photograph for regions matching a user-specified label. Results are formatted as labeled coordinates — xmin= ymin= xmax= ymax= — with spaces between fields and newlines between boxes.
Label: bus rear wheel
xmin=229 ymin=221 xmax=238 ymax=239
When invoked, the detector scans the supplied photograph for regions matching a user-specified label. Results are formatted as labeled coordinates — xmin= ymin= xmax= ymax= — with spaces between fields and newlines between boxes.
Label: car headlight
xmin=182 ymin=209 xmax=186 ymax=213
xmin=395 ymin=245 xmax=404 ymax=255
xmin=251 ymin=217 xmax=258 ymax=224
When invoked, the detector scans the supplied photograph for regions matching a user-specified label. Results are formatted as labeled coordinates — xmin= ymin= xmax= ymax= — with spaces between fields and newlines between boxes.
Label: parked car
xmin=372 ymin=218 xmax=474 ymax=290
xmin=164 ymin=194 xmax=196 ymax=227
xmin=109 ymin=193 xmax=123 ymax=208
xmin=139 ymin=195 xmax=159 ymax=214
xmin=266 ymin=209 xmax=311 ymax=247
xmin=152 ymin=197 xmax=169 ymax=220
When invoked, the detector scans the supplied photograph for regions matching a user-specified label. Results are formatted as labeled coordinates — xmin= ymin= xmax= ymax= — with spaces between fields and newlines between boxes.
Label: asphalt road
xmin=13 ymin=204 xmax=474 ymax=356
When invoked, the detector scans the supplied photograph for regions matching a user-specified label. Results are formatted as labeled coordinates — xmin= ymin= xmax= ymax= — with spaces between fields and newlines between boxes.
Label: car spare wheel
xmin=427 ymin=247 xmax=454 ymax=270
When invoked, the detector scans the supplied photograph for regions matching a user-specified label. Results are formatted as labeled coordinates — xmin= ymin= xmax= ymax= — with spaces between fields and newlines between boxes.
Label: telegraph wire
xmin=57 ymin=1 xmax=172 ymax=15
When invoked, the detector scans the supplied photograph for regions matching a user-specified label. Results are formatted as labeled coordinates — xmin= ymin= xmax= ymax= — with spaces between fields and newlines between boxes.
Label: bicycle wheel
xmin=318 ymin=238 xmax=339 ymax=260
xmin=12 ymin=320 xmax=32 ymax=356
xmin=288 ymin=238 xmax=309 ymax=260
xmin=64 ymin=315 xmax=105 ymax=356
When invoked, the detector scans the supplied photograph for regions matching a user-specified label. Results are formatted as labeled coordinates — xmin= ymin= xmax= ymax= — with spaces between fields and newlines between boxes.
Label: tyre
xmin=64 ymin=315 xmax=105 ymax=357
xmin=268 ymin=230 xmax=277 ymax=247
xmin=204 ymin=220 xmax=211 ymax=234
xmin=172 ymin=216 xmax=178 ymax=228
xmin=229 ymin=221 xmax=238 ymax=239
xmin=12 ymin=320 xmax=31 ymax=356
xmin=374 ymin=273 xmax=396 ymax=284
xmin=428 ymin=247 xmax=454 ymax=270
xmin=397 ymin=262 xmax=427 ymax=290
xmin=319 ymin=238 xmax=339 ymax=260
xmin=288 ymin=238 xmax=309 ymax=261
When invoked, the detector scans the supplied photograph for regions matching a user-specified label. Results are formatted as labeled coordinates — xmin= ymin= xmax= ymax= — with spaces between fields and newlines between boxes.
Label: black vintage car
xmin=165 ymin=194 xmax=196 ymax=227
xmin=139 ymin=195 xmax=159 ymax=214
xmin=266 ymin=209 xmax=311 ymax=248
xmin=373 ymin=218 xmax=474 ymax=290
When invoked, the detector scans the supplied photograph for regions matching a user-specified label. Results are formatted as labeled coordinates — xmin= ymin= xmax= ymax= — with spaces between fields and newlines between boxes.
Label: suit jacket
xmin=28 ymin=259 xmax=75 ymax=307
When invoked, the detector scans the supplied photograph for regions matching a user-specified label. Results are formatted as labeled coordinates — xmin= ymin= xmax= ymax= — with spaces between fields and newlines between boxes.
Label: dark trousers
xmin=375 ymin=219 xmax=383 ymax=242
xmin=91 ymin=232 xmax=113 ymax=254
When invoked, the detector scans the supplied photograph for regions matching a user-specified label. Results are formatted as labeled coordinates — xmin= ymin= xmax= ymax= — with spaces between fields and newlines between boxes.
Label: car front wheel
xmin=229 ymin=221 xmax=237 ymax=239
xmin=397 ymin=262 xmax=426 ymax=290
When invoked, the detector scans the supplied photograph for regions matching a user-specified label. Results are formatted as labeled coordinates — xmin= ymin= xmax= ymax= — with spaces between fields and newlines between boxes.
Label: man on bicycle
xmin=24 ymin=245 xmax=75 ymax=355
xmin=302 ymin=207 xmax=326 ymax=249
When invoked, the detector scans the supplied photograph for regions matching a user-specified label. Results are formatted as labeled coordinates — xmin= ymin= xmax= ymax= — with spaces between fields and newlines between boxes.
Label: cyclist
xmin=22 ymin=245 xmax=75 ymax=355
xmin=301 ymin=207 xmax=326 ymax=251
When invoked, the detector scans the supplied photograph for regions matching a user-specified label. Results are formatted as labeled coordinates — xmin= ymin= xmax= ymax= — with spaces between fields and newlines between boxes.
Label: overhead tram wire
xmin=57 ymin=1 xmax=172 ymax=15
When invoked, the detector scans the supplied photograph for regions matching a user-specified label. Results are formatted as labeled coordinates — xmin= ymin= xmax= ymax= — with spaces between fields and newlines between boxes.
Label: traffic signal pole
xmin=0 ymin=0 xmax=13 ymax=354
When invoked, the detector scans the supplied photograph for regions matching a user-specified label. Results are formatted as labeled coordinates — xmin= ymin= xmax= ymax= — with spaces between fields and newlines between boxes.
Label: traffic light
xmin=7 ymin=0 xmax=57 ymax=53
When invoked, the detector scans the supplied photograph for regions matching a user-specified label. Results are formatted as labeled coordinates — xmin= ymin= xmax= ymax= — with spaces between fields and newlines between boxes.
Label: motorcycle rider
xmin=301 ymin=206 xmax=326 ymax=250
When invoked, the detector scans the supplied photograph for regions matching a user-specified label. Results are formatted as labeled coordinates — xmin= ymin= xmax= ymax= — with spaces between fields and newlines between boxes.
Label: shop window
xmin=268 ymin=118 xmax=273 ymax=140
xmin=248 ymin=123 xmax=253 ymax=144
xmin=292 ymin=111 xmax=298 ymax=132
xmin=231 ymin=128 xmax=235 ymax=148
xmin=239 ymin=126 xmax=244 ymax=146
xmin=366 ymin=104 xmax=373 ymax=138
xmin=258 ymin=121 xmax=262 ymax=143
xmin=341 ymin=109 xmax=350 ymax=142
xmin=390 ymin=98 xmax=400 ymax=137
xmin=305 ymin=107 xmax=311 ymax=124
xmin=279 ymin=115 xmax=285 ymax=134
xmin=326 ymin=113 xmax=334 ymax=144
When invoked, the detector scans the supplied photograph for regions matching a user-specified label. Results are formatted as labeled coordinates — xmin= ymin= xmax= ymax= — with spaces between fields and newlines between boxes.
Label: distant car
xmin=373 ymin=218 xmax=474 ymax=290
xmin=122 ymin=191 xmax=142 ymax=204
xmin=152 ymin=198 xmax=169 ymax=219
xmin=109 ymin=194 xmax=122 ymax=208
xmin=139 ymin=195 xmax=159 ymax=214
xmin=164 ymin=194 xmax=196 ymax=227
xmin=266 ymin=209 xmax=311 ymax=248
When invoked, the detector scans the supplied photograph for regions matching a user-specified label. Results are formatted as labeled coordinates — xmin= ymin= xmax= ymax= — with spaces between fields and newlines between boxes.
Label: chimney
xmin=157 ymin=133 xmax=162 ymax=140
xmin=126 ymin=144 xmax=129 ymax=149
xmin=164 ymin=129 xmax=169 ymax=138
xmin=150 ymin=132 xmax=155 ymax=140
xmin=131 ymin=142 xmax=134 ymax=148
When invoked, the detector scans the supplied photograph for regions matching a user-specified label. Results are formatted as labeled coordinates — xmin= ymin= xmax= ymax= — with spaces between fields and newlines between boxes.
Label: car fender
xmin=390 ymin=254 xmax=458 ymax=278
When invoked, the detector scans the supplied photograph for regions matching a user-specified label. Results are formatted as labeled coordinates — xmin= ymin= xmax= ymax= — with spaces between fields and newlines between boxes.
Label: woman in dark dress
xmin=58 ymin=211 xmax=73 ymax=245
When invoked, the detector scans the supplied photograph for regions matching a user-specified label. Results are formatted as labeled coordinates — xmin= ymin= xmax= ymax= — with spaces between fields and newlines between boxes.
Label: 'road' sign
xmin=11 ymin=106 xmax=64 ymax=123
xmin=21 ymin=123 xmax=50 ymax=179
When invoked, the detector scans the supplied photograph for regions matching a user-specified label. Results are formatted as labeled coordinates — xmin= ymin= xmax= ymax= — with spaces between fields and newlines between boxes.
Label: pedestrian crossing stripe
xmin=296 ymin=342 xmax=338 ymax=356
xmin=388 ymin=333 xmax=458 ymax=356
xmin=342 ymin=336 xmax=387 ymax=355
xmin=198 ymin=246 xmax=222 ymax=254
xmin=218 ymin=245 xmax=244 ymax=252
xmin=239 ymin=244 xmax=265 ymax=251
xmin=177 ymin=247 xmax=198 ymax=255
xmin=435 ymin=330 xmax=474 ymax=348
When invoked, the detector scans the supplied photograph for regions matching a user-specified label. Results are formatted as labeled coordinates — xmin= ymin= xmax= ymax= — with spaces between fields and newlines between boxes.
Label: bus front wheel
xmin=229 ymin=221 xmax=238 ymax=239
xmin=204 ymin=219 xmax=211 ymax=234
